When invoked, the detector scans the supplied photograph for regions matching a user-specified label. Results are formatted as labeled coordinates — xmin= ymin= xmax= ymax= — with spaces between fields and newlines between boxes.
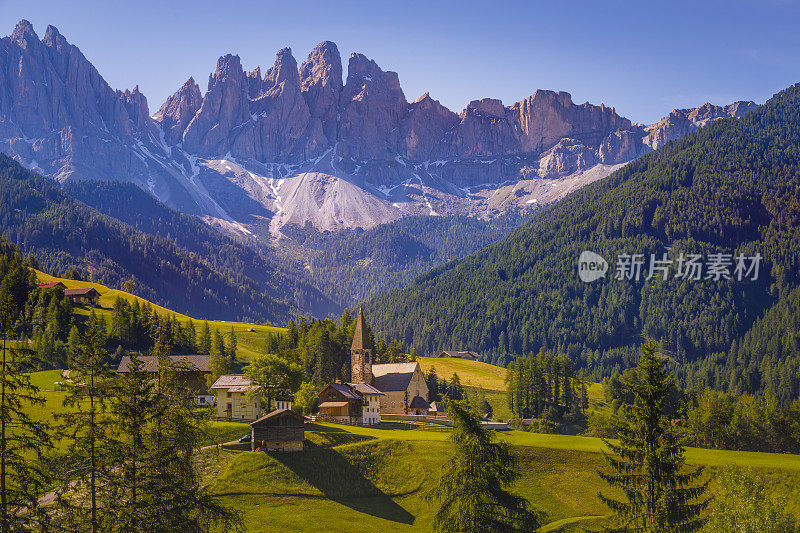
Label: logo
xmin=578 ymin=251 xmax=608 ymax=283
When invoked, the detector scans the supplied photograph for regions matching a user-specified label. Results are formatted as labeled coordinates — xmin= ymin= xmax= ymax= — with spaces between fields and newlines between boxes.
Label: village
xmin=107 ymin=306 xmax=487 ymax=453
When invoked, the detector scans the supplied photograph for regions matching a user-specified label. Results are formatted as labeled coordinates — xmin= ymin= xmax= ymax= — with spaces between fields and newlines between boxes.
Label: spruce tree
xmin=55 ymin=314 xmax=115 ymax=532
xmin=598 ymin=340 xmax=709 ymax=532
xmin=145 ymin=323 xmax=241 ymax=532
xmin=198 ymin=321 xmax=211 ymax=355
xmin=228 ymin=327 xmax=237 ymax=361
xmin=0 ymin=297 xmax=52 ymax=532
xmin=426 ymin=398 xmax=540 ymax=532
xmin=106 ymin=352 xmax=157 ymax=532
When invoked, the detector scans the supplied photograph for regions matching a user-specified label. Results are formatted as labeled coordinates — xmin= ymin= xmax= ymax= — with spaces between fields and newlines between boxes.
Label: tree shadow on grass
xmin=269 ymin=443 xmax=416 ymax=524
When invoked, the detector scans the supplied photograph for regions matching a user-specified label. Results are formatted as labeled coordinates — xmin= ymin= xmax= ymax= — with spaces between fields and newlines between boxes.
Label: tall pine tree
xmin=55 ymin=314 xmax=115 ymax=532
xmin=426 ymin=398 xmax=540 ymax=532
xmin=0 ymin=297 xmax=52 ymax=531
xmin=598 ymin=340 xmax=709 ymax=532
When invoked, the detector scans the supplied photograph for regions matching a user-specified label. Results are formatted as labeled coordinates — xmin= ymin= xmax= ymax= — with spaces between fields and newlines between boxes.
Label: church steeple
xmin=351 ymin=308 xmax=373 ymax=384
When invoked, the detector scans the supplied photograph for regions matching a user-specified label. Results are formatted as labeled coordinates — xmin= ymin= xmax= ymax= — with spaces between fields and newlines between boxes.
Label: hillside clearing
xmin=34 ymin=270 xmax=285 ymax=359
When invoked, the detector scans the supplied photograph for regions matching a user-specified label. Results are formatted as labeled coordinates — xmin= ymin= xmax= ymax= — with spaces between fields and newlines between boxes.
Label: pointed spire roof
xmin=351 ymin=308 xmax=370 ymax=351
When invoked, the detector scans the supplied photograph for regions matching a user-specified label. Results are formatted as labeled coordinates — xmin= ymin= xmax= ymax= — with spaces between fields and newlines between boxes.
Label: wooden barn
xmin=64 ymin=287 xmax=100 ymax=306
xmin=250 ymin=409 xmax=305 ymax=452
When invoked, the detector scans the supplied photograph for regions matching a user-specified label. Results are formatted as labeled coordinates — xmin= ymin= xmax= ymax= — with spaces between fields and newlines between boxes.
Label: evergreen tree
xmin=206 ymin=336 xmax=231 ymax=389
xmin=228 ymin=327 xmax=237 ymax=361
xmin=426 ymin=367 xmax=440 ymax=403
xmin=598 ymin=341 xmax=709 ymax=532
xmin=0 ymin=297 xmax=52 ymax=531
xmin=448 ymin=373 xmax=464 ymax=402
xmin=107 ymin=352 xmax=158 ymax=531
xmin=55 ymin=314 xmax=115 ymax=532
xmin=144 ymin=323 xmax=241 ymax=532
xmin=198 ymin=321 xmax=211 ymax=355
xmin=426 ymin=398 xmax=540 ymax=532
xmin=186 ymin=320 xmax=197 ymax=353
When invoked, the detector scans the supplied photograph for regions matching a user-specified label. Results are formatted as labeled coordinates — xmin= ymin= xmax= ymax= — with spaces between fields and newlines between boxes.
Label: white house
xmin=210 ymin=374 xmax=293 ymax=421
xmin=348 ymin=382 xmax=384 ymax=426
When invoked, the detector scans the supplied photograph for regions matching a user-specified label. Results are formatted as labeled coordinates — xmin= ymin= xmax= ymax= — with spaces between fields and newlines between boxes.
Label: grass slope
xmin=34 ymin=270 xmax=285 ymax=360
xmin=208 ymin=422 xmax=800 ymax=532
xmin=417 ymin=356 xmax=507 ymax=391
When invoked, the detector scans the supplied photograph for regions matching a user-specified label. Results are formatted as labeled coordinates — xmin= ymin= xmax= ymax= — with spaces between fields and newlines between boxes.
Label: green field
xmin=19 ymin=372 xmax=800 ymax=531
xmin=417 ymin=356 xmax=507 ymax=390
xmin=34 ymin=270 xmax=285 ymax=360
xmin=203 ymin=421 xmax=800 ymax=532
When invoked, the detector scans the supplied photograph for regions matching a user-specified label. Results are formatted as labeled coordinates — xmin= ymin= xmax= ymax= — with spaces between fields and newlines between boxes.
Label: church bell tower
xmin=351 ymin=308 xmax=373 ymax=384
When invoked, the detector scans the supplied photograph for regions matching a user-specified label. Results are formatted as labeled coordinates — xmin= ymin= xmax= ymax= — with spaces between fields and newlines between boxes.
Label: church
xmin=350 ymin=309 xmax=430 ymax=415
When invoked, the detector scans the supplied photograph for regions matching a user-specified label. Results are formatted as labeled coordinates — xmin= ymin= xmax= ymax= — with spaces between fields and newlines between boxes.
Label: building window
xmin=227 ymin=391 xmax=232 ymax=398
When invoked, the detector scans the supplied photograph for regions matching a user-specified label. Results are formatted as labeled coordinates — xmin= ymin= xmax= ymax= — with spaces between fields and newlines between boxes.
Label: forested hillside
xmin=281 ymin=213 xmax=531 ymax=305
xmin=367 ymin=83 xmax=800 ymax=401
xmin=0 ymin=156 xmax=338 ymax=322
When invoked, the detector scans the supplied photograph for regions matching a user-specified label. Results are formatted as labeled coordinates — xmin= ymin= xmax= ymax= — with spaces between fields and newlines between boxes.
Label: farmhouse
xmin=38 ymin=281 xmax=66 ymax=289
xmin=436 ymin=350 xmax=480 ymax=360
xmin=211 ymin=374 xmax=293 ymax=421
xmin=64 ymin=287 xmax=100 ymax=306
xmin=315 ymin=382 xmax=383 ymax=426
xmin=250 ymin=409 xmax=305 ymax=452
xmin=116 ymin=354 xmax=211 ymax=397
xmin=349 ymin=382 xmax=384 ymax=425
xmin=349 ymin=309 xmax=430 ymax=415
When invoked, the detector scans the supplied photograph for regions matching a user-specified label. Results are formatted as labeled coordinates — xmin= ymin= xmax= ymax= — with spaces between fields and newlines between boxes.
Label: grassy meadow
xmin=203 ymin=421 xmax=800 ymax=532
xmin=34 ymin=270 xmax=285 ymax=360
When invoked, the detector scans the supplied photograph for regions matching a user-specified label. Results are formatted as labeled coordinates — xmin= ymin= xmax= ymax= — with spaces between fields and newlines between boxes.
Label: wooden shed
xmin=250 ymin=409 xmax=305 ymax=452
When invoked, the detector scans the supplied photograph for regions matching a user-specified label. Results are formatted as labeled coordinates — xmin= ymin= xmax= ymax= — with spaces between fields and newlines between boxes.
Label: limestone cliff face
xmin=337 ymin=53 xmax=408 ymax=160
xmin=153 ymin=77 xmax=202 ymax=145
xmin=643 ymin=101 xmax=758 ymax=150
xmin=0 ymin=20 xmax=759 ymax=234
xmin=299 ymin=41 xmax=342 ymax=145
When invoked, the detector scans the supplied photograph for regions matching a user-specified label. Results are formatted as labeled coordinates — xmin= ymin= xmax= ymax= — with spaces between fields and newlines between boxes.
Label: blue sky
xmin=3 ymin=0 xmax=799 ymax=124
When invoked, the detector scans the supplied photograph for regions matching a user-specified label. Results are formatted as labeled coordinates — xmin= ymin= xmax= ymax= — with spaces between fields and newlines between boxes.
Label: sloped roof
xmin=250 ymin=408 xmax=305 ymax=426
xmin=439 ymin=350 xmax=479 ymax=359
xmin=117 ymin=355 xmax=211 ymax=373
xmin=410 ymin=395 xmax=430 ymax=409
xmin=38 ymin=281 xmax=65 ymax=289
xmin=64 ymin=287 xmax=100 ymax=297
xmin=210 ymin=374 xmax=253 ymax=390
xmin=316 ymin=382 xmax=362 ymax=400
xmin=318 ymin=401 xmax=350 ymax=408
xmin=347 ymin=382 xmax=385 ymax=396
xmin=351 ymin=308 xmax=370 ymax=351
xmin=371 ymin=362 xmax=420 ymax=392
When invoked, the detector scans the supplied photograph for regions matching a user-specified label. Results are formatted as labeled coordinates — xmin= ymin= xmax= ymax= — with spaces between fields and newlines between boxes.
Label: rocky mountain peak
xmin=463 ymin=98 xmax=507 ymax=118
xmin=42 ymin=24 xmax=65 ymax=47
xmin=10 ymin=19 xmax=37 ymax=47
xmin=154 ymin=77 xmax=202 ymax=144
xmin=337 ymin=52 xmax=407 ymax=159
xmin=299 ymin=41 xmax=343 ymax=144
xmin=120 ymin=85 xmax=152 ymax=130
xmin=413 ymin=92 xmax=433 ymax=104
xmin=209 ymin=54 xmax=245 ymax=90
xmin=246 ymin=66 xmax=263 ymax=98
xmin=0 ymin=21 xmax=761 ymax=235
xmin=299 ymin=41 xmax=343 ymax=93
xmin=264 ymin=47 xmax=299 ymax=92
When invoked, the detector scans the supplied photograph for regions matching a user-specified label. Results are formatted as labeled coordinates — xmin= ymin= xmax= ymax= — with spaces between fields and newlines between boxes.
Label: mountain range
xmin=365 ymin=81 xmax=800 ymax=402
xmin=1 ymin=19 xmax=756 ymax=244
